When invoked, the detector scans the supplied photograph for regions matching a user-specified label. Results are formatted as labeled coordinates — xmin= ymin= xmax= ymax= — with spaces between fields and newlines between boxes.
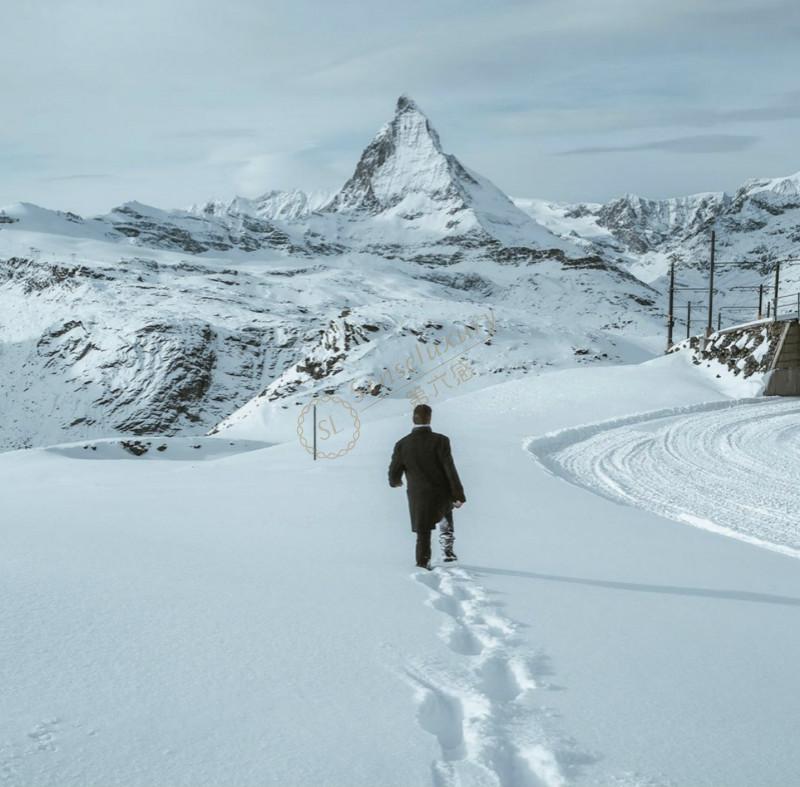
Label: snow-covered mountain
xmin=0 ymin=96 xmax=579 ymax=265
xmin=314 ymin=95 xmax=579 ymax=258
xmin=515 ymin=171 xmax=800 ymax=283
xmin=193 ymin=96 xmax=582 ymax=262
xmin=2 ymin=94 xmax=798 ymax=450
xmin=0 ymin=237 xmax=661 ymax=450
xmin=193 ymin=189 xmax=331 ymax=223
xmin=0 ymin=200 xmax=299 ymax=255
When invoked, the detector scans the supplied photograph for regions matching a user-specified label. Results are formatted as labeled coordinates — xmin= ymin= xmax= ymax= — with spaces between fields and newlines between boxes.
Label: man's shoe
xmin=443 ymin=553 xmax=458 ymax=563
xmin=416 ymin=562 xmax=433 ymax=571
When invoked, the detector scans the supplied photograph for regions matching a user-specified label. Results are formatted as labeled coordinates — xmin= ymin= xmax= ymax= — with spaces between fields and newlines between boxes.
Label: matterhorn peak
xmin=319 ymin=95 xmax=576 ymax=253
xmin=323 ymin=94 xmax=451 ymax=213
xmin=395 ymin=93 xmax=420 ymax=113
xmin=389 ymin=93 xmax=443 ymax=152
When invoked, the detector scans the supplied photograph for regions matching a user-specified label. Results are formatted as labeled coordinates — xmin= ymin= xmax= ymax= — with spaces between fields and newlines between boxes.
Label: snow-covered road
xmin=530 ymin=399 xmax=800 ymax=559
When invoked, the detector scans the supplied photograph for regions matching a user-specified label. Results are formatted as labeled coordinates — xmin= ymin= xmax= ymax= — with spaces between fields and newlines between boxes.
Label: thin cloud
xmin=690 ymin=103 xmax=800 ymax=127
xmin=169 ymin=128 xmax=260 ymax=141
xmin=40 ymin=173 xmax=116 ymax=182
xmin=559 ymin=134 xmax=759 ymax=155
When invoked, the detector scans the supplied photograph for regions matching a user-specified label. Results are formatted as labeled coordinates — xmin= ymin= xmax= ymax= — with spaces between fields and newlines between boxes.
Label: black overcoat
xmin=388 ymin=426 xmax=466 ymax=532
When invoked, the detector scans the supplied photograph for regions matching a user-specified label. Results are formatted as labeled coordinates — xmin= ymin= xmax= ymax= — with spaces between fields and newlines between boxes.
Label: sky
xmin=2 ymin=0 xmax=800 ymax=214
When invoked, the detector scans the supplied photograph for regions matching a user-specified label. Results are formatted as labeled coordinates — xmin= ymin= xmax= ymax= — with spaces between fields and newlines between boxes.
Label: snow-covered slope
xmin=0 ymin=202 xmax=111 ymax=241
xmin=104 ymin=201 xmax=298 ymax=254
xmin=0 ymin=199 xmax=299 ymax=256
xmin=0 ymin=251 xmax=311 ymax=449
xmin=0 ymin=239 xmax=661 ymax=450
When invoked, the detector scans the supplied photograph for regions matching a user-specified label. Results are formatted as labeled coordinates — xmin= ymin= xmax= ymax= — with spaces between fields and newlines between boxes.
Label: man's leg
xmin=439 ymin=511 xmax=456 ymax=561
xmin=416 ymin=528 xmax=432 ymax=567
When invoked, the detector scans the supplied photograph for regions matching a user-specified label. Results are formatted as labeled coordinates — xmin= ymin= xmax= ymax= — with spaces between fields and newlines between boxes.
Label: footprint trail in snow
xmin=407 ymin=566 xmax=567 ymax=787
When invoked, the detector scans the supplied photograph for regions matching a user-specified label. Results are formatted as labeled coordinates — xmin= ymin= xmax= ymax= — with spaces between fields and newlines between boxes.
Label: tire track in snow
xmin=528 ymin=398 xmax=800 ymax=559
xmin=407 ymin=567 xmax=567 ymax=787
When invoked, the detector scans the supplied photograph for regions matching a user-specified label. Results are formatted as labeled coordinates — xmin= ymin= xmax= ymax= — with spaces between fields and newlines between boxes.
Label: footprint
xmin=517 ymin=744 xmax=567 ymax=787
xmin=414 ymin=571 xmax=464 ymax=619
xmin=415 ymin=571 xmax=442 ymax=591
xmin=406 ymin=671 xmax=466 ymax=762
xmin=429 ymin=594 xmax=463 ymax=619
xmin=436 ymin=573 xmax=473 ymax=602
xmin=478 ymin=654 xmax=523 ymax=703
xmin=442 ymin=620 xmax=484 ymax=656
xmin=0 ymin=719 xmax=63 ymax=783
xmin=490 ymin=743 xmax=558 ymax=787
xmin=470 ymin=625 xmax=505 ymax=652
xmin=443 ymin=583 xmax=473 ymax=602
xmin=409 ymin=567 xmax=573 ymax=787
xmin=26 ymin=719 xmax=60 ymax=753
xmin=459 ymin=584 xmax=489 ymax=603
xmin=480 ymin=610 xmax=517 ymax=637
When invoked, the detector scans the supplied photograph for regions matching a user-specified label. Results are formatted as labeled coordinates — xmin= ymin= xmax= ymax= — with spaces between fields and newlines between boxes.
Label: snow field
xmin=3 ymin=353 xmax=800 ymax=786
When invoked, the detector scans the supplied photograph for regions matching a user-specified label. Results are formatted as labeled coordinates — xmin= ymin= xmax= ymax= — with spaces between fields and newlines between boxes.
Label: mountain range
xmin=1 ymin=95 xmax=798 ymax=449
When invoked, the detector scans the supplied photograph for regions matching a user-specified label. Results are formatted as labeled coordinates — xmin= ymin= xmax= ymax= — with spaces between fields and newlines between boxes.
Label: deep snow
xmin=3 ymin=352 xmax=800 ymax=786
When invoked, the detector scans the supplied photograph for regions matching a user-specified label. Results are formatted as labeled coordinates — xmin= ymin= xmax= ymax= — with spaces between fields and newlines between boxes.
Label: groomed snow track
xmin=527 ymin=398 xmax=800 ymax=559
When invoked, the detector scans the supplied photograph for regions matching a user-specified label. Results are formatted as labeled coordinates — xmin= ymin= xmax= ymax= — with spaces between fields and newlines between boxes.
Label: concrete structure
xmin=670 ymin=318 xmax=800 ymax=396
xmin=764 ymin=320 xmax=800 ymax=396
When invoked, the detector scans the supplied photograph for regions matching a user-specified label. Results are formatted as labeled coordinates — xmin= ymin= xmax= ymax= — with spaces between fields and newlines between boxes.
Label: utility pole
xmin=773 ymin=261 xmax=781 ymax=322
xmin=666 ymin=260 xmax=675 ymax=351
xmin=717 ymin=311 xmax=722 ymax=332
xmin=686 ymin=301 xmax=692 ymax=339
xmin=767 ymin=301 xmax=771 ymax=319
xmin=758 ymin=284 xmax=763 ymax=319
xmin=706 ymin=230 xmax=716 ymax=337
xmin=313 ymin=402 xmax=317 ymax=461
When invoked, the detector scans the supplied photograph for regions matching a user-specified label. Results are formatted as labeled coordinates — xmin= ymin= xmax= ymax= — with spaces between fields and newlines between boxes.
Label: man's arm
xmin=438 ymin=436 xmax=465 ymax=503
xmin=388 ymin=441 xmax=405 ymax=488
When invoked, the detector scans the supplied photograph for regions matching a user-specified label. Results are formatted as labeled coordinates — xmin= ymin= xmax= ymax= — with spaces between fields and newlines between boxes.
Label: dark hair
xmin=413 ymin=404 xmax=432 ymax=424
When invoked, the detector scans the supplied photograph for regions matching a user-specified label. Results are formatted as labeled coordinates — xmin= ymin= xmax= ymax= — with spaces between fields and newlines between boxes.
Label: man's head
xmin=413 ymin=404 xmax=432 ymax=425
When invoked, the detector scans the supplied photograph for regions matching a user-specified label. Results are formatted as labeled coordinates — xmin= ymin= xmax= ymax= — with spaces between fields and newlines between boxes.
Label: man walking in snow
xmin=388 ymin=404 xmax=466 ymax=569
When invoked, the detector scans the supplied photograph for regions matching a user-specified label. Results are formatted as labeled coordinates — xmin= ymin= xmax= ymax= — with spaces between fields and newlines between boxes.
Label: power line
xmin=664 ymin=231 xmax=799 ymax=349
xmin=708 ymin=258 xmax=800 ymax=267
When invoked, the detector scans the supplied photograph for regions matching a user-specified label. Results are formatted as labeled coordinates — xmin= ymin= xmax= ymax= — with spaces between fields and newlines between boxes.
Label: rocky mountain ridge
xmin=515 ymin=171 xmax=800 ymax=283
